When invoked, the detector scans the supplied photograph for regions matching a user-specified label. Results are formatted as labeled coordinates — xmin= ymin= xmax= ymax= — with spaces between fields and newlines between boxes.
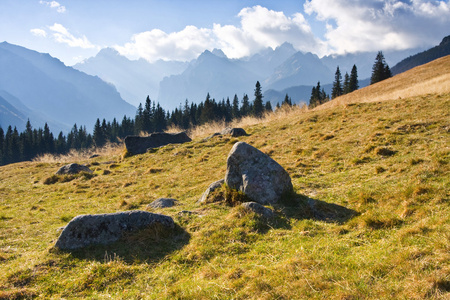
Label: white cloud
xmin=214 ymin=5 xmax=326 ymax=58
xmin=39 ymin=1 xmax=66 ymax=13
xmin=48 ymin=23 xmax=97 ymax=49
xmin=304 ymin=0 xmax=450 ymax=54
xmin=30 ymin=28 xmax=47 ymax=38
xmin=115 ymin=26 xmax=215 ymax=62
xmin=115 ymin=5 xmax=326 ymax=62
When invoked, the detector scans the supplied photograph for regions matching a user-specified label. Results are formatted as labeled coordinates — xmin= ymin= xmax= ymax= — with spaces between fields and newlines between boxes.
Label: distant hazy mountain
xmin=0 ymin=90 xmax=67 ymax=132
xmin=265 ymin=51 xmax=332 ymax=90
xmin=0 ymin=42 xmax=136 ymax=133
xmin=263 ymin=78 xmax=371 ymax=107
xmin=391 ymin=35 xmax=450 ymax=75
xmin=158 ymin=49 xmax=259 ymax=110
xmin=0 ymin=94 xmax=27 ymax=130
xmin=238 ymin=42 xmax=298 ymax=79
xmin=74 ymin=48 xmax=187 ymax=106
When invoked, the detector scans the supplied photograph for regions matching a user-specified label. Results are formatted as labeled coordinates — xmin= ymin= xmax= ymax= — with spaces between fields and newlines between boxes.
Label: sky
xmin=0 ymin=0 xmax=449 ymax=66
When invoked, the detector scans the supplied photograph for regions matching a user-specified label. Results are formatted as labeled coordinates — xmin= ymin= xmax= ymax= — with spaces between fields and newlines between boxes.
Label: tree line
xmin=1 ymin=51 xmax=393 ymax=166
xmin=0 ymin=81 xmax=285 ymax=166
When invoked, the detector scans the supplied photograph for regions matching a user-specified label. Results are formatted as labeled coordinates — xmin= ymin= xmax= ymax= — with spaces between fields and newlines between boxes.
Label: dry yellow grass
xmin=1 ymin=56 xmax=448 ymax=299
xmin=319 ymin=54 xmax=450 ymax=109
xmin=32 ymin=143 xmax=123 ymax=163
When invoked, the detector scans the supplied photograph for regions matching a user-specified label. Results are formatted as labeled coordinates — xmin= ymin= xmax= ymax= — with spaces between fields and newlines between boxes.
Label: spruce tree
xmin=283 ymin=93 xmax=293 ymax=106
xmin=93 ymin=118 xmax=106 ymax=148
xmin=343 ymin=72 xmax=350 ymax=94
xmin=142 ymin=96 xmax=153 ymax=133
xmin=134 ymin=103 xmax=144 ymax=134
xmin=331 ymin=66 xmax=343 ymax=99
xmin=349 ymin=64 xmax=359 ymax=92
xmin=232 ymin=94 xmax=240 ymax=119
xmin=253 ymin=81 xmax=264 ymax=118
xmin=265 ymin=101 xmax=273 ymax=112
xmin=371 ymin=51 xmax=392 ymax=84
xmin=241 ymin=94 xmax=250 ymax=117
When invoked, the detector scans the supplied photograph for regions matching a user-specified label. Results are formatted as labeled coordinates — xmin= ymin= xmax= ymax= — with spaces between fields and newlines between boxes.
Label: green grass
xmin=0 ymin=94 xmax=449 ymax=299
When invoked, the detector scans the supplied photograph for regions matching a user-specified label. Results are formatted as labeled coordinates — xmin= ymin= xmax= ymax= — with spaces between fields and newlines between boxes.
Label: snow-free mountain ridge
xmin=0 ymin=42 xmax=136 ymax=133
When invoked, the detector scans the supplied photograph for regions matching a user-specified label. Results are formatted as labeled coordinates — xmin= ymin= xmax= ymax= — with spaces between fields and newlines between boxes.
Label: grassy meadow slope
xmin=0 ymin=57 xmax=449 ymax=299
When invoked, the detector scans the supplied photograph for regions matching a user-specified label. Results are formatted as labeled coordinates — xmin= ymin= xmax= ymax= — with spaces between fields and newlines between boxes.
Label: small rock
xmin=241 ymin=202 xmax=275 ymax=219
xmin=225 ymin=142 xmax=293 ymax=205
xmin=55 ymin=210 xmax=174 ymax=250
xmin=204 ymin=127 xmax=247 ymax=141
xmin=198 ymin=179 xmax=225 ymax=203
xmin=56 ymin=163 xmax=93 ymax=175
xmin=148 ymin=198 xmax=177 ymax=209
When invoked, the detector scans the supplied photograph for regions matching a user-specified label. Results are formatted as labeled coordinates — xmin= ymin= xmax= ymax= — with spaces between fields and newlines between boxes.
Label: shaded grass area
xmin=0 ymin=93 xmax=449 ymax=299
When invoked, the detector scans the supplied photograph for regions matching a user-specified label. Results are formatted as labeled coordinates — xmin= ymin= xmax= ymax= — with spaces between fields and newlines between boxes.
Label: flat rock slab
xmin=125 ymin=132 xmax=191 ymax=155
xmin=56 ymin=163 xmax=93 ymax=175
xmin=225 ymin=142 xmax=293 ymax=205
xmin=148 ymin=198 xmax=177 ymax=209
xmin=55 ymin=210 xmax=174 ymax=250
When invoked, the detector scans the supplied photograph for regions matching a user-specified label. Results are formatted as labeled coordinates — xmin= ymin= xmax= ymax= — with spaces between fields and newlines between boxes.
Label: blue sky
xmin=1 ymin=0 xmax=449 ymax=65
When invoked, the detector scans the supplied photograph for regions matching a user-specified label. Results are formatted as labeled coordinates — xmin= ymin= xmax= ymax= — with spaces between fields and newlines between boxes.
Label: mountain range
xmin=1 ymin=35 xmax=448 ymax=133
xmin=74 ymin=42 xmax=428 ymax=110
xmin=0 ymin=42 xmax=136 ymax=133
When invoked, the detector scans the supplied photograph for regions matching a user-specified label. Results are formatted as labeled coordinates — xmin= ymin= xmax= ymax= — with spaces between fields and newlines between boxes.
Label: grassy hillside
xmin=0 ymin=58 xmax=449 ymax=299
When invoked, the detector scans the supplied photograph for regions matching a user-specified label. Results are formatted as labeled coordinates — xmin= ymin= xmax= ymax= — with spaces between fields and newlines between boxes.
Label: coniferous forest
xmin=1 ymin=50 xmax=394 ymax=166
xmin=0 ymin=82 xmax=279 ymax=166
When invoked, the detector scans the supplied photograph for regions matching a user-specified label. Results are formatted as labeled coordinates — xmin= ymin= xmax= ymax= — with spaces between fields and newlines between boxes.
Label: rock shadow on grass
xmin=54 ymin=223 xmax=190 ymax=264
xmin=279 ymin=193 xmax=359 ymax=225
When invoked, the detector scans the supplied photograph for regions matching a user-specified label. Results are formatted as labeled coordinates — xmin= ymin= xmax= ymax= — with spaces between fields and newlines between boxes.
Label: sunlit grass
xmin=0 ymin=60 xmax=449 ymax=298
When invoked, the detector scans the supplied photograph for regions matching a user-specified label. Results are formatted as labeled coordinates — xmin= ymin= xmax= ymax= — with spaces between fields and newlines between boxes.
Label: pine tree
xmin=283 ymin=93 xmax=293 ymax=106
xmin=22 ymin=119 xmax=33 ymax=160
xmin=253 ymin=81 xmax=264 ymax=118
xmin=331 ymin=66 xmax=343 ymax=99
xmin=265 ymin=101 xmax=273 ymax=112
xmin=142 ymin=96 xmax=153 ymax=133
xmin=309 ymin=86 xmax=318 ymax=108
xmin=134 ymin=103 xmax=144 ymax=134
xmin=153 ymin=103 xmax=166 ymax=132
xmin=241 ymin=94 xmax=250 ymax=117
xmin=43 ymin=123 xmax=54 ymax=153
xmin=11 ymin=127 xmax=20 ymax=163
xmin=343 ymin=72 xmax=350 ymax=94
xmin=349 ymin=64 xmax=359 ymax=92
xmin=310 ymin=81 xmax=329 ymax=108
xmin=55 ymin=132 xmax=67 ymax=154
xmin=93 ymin=118 xmax=106 ymax=148
xmin=232 ymin=94 xmax=240 ymax=119
xmin=371 ymin=51 xmax=392 ymax=84
xmin=200 ymin=93 xmax=215 ymax=124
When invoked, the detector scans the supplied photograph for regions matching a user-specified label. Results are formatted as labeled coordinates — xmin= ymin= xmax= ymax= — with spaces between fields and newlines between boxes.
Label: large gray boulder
xmin=125 ymin=132 xmax=191 ymax=155
xmin=56 ymin=163 xmax=93 ymax=175
xmin=55 ymin=210 xmax=174 ymax=250
xmin=225 ymin=142 xmax=293 ymax=205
